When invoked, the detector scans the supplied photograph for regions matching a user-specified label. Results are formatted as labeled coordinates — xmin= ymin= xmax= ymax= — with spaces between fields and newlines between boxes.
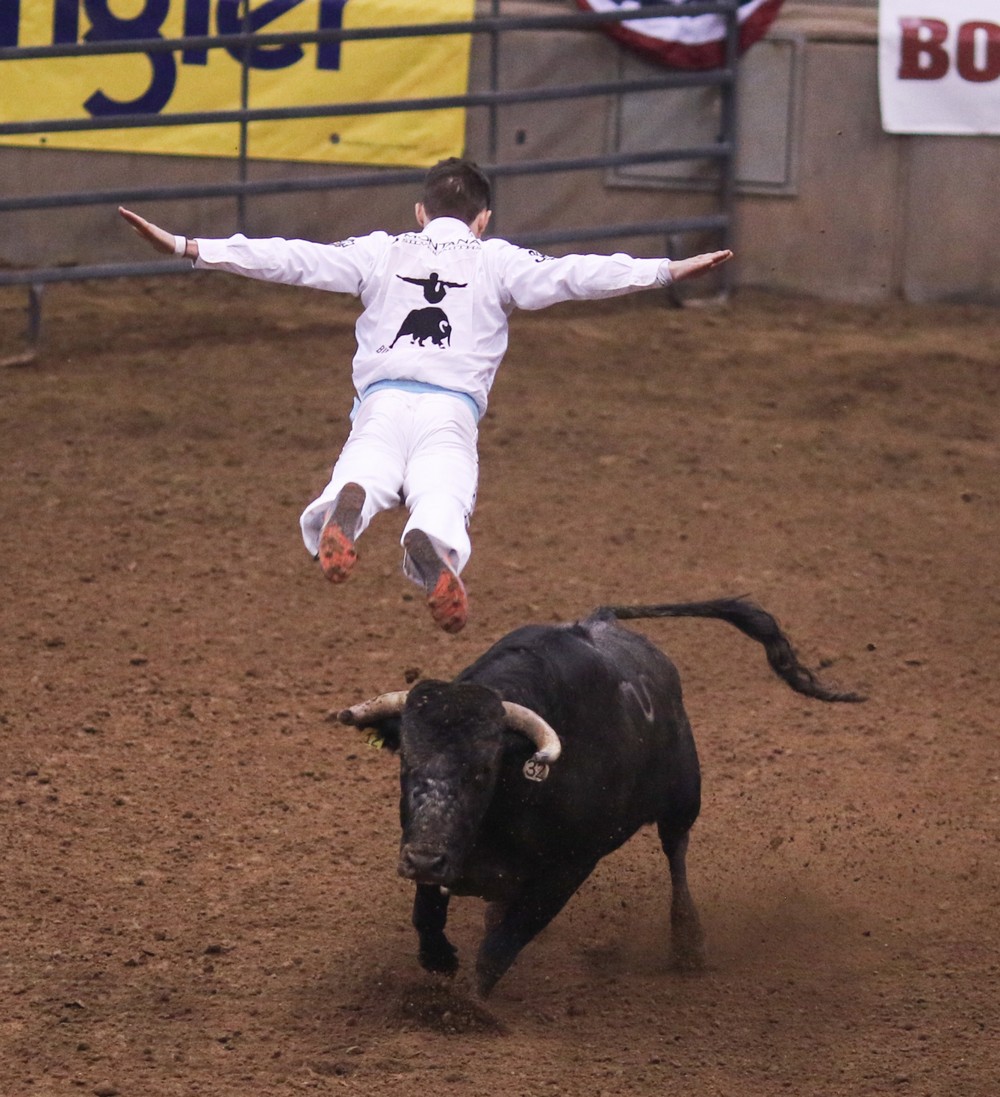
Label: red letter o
xmin=956 ymin=21 xmax=1000 ymax=83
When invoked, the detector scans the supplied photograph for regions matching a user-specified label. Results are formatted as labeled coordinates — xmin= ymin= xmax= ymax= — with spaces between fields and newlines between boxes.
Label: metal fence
xmin=0 ymin=1 xmax=740 ymax=352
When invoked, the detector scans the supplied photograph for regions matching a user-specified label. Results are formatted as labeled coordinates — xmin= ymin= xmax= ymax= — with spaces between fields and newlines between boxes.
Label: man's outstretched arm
xmin=119 ymin=206 xmax=199 ymax=260
xmin=663 ymin=249 xmax=733 ymax=285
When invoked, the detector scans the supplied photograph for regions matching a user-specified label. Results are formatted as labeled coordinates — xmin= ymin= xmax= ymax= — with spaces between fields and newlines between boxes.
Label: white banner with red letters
xmin=879 ymin=0 xmax=1000 ymax=134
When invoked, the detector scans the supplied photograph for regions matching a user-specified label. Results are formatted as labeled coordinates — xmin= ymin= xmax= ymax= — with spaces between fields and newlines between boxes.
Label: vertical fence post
xmin=0 ymin=283 xmax=44 ymax=367
xmin=487 ymin=0 xmax=501 ymax=232
xmin=27 ymin=283 xmax=44 ymax=348
xmin=718 ymin=0 xmax=740 ymax=298
xmin=237 ymin=0 xmax=251 ymax=233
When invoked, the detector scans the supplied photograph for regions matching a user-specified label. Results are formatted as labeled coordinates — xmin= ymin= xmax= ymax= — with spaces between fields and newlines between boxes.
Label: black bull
xmin=339 ymin=597 xmax=863 ymax=997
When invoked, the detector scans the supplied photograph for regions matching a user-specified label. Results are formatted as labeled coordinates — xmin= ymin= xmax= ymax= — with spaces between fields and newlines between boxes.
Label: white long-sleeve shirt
xmin=195 ymin=216 xmax=666 ymax=417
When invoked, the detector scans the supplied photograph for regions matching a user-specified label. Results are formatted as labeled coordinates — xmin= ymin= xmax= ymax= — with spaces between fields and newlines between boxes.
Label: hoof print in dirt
xmin=396 ymin=982 xmax=505 ymax=1035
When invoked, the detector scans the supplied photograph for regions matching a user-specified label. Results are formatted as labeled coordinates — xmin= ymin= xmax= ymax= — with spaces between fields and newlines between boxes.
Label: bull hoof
xmin=419 ymin=943 xmax=459 ymax=975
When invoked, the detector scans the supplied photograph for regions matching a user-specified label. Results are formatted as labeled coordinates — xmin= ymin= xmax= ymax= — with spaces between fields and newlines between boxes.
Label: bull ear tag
xmin=523 ymin=758 xmax=549 ymax=783
xmin=364 ymin=731 xmax=385 ymax=751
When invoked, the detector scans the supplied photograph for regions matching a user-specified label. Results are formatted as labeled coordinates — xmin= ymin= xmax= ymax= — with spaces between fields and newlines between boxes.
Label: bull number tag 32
xmin=522 ymin=758 xmax=550 ymax=783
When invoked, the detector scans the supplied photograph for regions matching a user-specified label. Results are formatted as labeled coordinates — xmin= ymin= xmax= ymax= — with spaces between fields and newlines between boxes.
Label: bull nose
xmin=399 ymin=846 xmax=449 ymax=882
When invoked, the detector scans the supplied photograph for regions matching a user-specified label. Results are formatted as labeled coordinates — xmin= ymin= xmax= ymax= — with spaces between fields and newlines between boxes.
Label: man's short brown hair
xmin=422 ymin=158 xmax=492 ymax=224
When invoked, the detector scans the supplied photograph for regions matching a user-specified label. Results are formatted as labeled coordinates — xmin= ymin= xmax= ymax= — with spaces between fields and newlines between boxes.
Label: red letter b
xmin=898 ymin=18 xmax=950 ymax=80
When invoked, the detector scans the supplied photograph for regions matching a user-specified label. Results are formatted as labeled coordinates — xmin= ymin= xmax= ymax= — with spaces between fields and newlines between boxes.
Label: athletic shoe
xmin=402 ymin=529 xmax=468 ymax=634
xmin=427 ymin=569 xmax=468 ymax=634
xmin=318 ymin=482 xmax=365 ymax=583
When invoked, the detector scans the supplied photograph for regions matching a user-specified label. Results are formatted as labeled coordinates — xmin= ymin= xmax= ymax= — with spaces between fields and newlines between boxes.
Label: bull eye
xmin=463 ymin=761 xmax=483 ymax=786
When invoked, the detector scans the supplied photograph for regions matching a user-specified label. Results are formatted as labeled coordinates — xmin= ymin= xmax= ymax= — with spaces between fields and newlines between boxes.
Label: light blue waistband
xmin=352 ymin=379 xmax=481 ymax=423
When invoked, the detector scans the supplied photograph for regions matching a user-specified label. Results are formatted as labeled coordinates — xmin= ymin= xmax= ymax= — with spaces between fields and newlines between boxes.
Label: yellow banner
xmin=0 ymin=1 xmax=474 ymax=167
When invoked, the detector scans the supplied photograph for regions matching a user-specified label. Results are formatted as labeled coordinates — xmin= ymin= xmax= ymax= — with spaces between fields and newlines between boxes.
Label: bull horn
xmin=339 ymin=691 xmax=409 ymax=727
xmin=501 ymin=702 xmax=562 ymax=765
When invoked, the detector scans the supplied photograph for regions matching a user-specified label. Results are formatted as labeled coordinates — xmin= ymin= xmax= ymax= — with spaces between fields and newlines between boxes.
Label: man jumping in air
xmin=120 ymin=158 xmax=731 ymax=634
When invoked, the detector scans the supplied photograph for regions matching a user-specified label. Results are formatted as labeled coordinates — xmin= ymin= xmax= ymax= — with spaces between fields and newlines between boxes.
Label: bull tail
xmin=596 ymin=597 xmax=866 ymax=703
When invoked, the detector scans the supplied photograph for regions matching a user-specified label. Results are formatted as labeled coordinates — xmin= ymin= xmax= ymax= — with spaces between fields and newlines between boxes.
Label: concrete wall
xmin=736 ymin=2 xmax=1000 ymax=303
xmin=2 ymin=0 xmax=998 ymax=303
xmin=737 ymin=4 xmax=902 ymax=302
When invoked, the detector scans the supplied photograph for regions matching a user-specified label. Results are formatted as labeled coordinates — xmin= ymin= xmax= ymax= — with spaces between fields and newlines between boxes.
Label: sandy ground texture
xmin=1 ymin=274 xmax=998 ymax=1097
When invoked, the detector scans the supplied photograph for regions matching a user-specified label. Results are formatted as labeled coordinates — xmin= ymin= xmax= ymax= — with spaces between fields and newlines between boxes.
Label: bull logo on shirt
xmin=389 ymin=307 xmax=452 ymax=349
xmin=389 ymin=270 xmax=465 ymax=350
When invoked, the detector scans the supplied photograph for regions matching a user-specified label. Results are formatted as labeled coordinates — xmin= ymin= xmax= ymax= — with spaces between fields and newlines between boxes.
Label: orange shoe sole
xmin=428 ymin=569 xmax=468 ymax=634
xmin=318 ymin=522 xmax=358 ymax=584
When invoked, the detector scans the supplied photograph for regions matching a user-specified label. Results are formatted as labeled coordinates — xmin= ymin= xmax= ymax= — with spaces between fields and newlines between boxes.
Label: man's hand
xmin=668 ymin=249 xmax=733 ymax=283
xmin=119 ymin=206 xmax=195 ymax=258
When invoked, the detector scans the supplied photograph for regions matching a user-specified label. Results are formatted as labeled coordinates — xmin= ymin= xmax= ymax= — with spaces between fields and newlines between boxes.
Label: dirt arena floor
xmin=2 ymin=273 xmax=998 ymax=1097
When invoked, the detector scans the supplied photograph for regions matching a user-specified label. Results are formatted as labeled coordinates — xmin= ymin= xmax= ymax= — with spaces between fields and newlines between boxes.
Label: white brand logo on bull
xmin=620 ymin=678 xmax=656 ymax=723
xmin=522 ymin=758 xmax=550 ymax=783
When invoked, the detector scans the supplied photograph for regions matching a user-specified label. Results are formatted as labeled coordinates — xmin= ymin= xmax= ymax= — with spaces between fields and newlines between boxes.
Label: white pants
xmin=299 ymin=388 xmax=479 ymax=575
